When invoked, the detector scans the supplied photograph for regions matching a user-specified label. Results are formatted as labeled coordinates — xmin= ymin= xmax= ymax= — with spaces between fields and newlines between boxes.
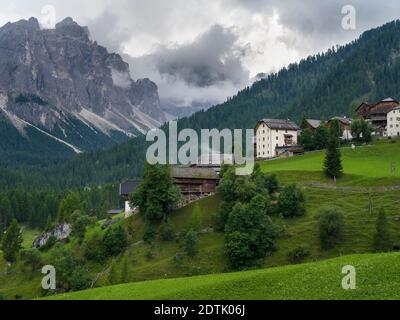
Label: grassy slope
xmin=260 ymin=139 xmax=400 ymax=186
xmin=4 ymin=140 xmax=400 ymax=299
xmin=48 ymin=252 xmax=400 ymax=300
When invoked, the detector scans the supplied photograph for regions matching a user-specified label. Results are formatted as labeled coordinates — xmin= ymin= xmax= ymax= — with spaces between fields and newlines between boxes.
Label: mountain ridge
xmin=0 ymin=17 xmax=166 ymax=155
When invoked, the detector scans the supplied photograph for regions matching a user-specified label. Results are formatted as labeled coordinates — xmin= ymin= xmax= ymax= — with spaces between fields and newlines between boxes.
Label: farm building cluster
xmin=117 ymin=97 xmax=400 ymax=215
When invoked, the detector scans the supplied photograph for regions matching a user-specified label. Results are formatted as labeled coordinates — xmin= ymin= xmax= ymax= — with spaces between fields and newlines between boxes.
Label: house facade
xmin=387 ymin=107 xmax=400 ymax=137
xmin=356 ymin=98 xmax=400 ymax=136
xmin=119 ymin=180 xmax=141 ymax=217
xmin=255 ymin=119 xmax=300 ymax=159
xmin=326 ymin=117 xmax=353 ymax=141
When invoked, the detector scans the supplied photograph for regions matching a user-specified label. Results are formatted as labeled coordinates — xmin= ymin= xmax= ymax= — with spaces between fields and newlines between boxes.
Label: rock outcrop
xmin=32 ymin=223 xmax=72 ymax=248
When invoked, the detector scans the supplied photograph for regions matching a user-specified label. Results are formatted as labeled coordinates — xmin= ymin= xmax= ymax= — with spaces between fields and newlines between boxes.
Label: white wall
xmin=256 ymin=123 xmax=298 ymax=159
xmin=387 ymin=109 xmax=400 ymax=137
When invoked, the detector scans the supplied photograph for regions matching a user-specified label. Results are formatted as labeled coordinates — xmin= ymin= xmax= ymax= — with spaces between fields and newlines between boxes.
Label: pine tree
xmin=1 ymin=219 xmax=23 ymax=262
xmin=373 ymin=208 xmax=393 ymax=252
xmin=324 ymin=133 xmax=343 ymax=179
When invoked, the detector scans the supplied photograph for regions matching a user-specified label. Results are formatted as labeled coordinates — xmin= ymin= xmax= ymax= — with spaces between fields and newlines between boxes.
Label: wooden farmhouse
xmin=356 ymin=97 xmax=400 ymax=136
xmin=171 ymin=167 xmax=219 ymax=196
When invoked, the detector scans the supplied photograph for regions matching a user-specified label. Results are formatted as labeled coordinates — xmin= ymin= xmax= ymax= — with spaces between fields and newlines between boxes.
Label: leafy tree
xmin=159 ymin=221 xmax=176 ymax=242
xmin=324 ymin=133 xmax=343 ymax=179
xmin=71 ymin=213 xmax=94 ymax=243
xmin=317 ymin=207 xmax=345 ymax=250
xmin=314 ymin=125 xmax=329 ymax=150
xmin=49 ymin=246 xmax=77 ymax=290
xmin=143 ymin=223 xmax=157 ymax=244
xmin=299 ymin=128 xmax=315 ymax=151
xmin=57 ymin=192 xmax=81 ymax=223
xmin=69 ymin=267 xmax=91 ymax=291
xmin=82 ymin=230 xmax=105 ymax=262
xmin=183 ymin=229 xmax=198 ymax=257
xmin=130 ymin=164 xmax=181 ymax=222
xmin=225 ymin=195 xmax=279 ymax=269
xmin=373 ymin=208 xmax=393 ymax=252
xmin=1 ymin=219 xmax=23 ymax=262
xmin=102 ymin=225 xmax=128 ymax=257
xmin=20 ymin=248 xmax=42 ymax=273
xmin=278 ymin=184 xmax=306 ymax=218
xmin=351 ymin=118 xmax=373 ymax=143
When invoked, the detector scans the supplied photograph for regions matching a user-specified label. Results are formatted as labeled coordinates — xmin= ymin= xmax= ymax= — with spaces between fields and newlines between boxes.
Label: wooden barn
xmin=171 ymin=167 xmax=219 ymax=196
xmin=356 ymin=98 xmax=400 ymax=136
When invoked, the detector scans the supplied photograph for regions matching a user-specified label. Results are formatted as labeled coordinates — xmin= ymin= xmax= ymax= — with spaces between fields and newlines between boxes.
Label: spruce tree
xmin=1 ymin=219 xmax=23 ymax=262
xmin=373 ymin=208 xmax=393 ymax=252
xmin=324 ymin=133 xmax=343 ymax=179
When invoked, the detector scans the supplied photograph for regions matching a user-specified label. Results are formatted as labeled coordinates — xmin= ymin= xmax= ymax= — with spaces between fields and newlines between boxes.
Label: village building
xmin=255 ymin=119 xmax=301 ymax=159
xmin=356 ymin=97 xmax=400 ymax=136
xmin=171 ymin=166 xmax=219 ymax=201
xmin=326 ymin=117 xmax=353 ymax=141
xmin=119 ymin=179 xmax=141 ymax=216
xmin=303 ymin=119 xmax=322 ymax=133
xmin=387 ymin=107 xmax=400 ymax=137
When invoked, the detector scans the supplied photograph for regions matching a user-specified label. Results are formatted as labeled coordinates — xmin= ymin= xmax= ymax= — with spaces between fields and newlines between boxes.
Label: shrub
xmin=373 ymin=208 xmax=393 ymax=252
xmin=183 ymin=229 xmax=198 ymax=257
xmin=159 ymin=221 xmax=176 ymax=241
xmin=102 ymin=226 xmax=128 ymax=256
xmin=288 ymin=246 xmax=310 ymax=264
xmin=69 ymin=267 xmax=91 ymax=291
xmin=317 ymin=207 xmax=345 ymax=250
xmin=143 ymin=223 xmax=157 ymax=244
xmin=278 ymin=184 xmax=306 ymax=218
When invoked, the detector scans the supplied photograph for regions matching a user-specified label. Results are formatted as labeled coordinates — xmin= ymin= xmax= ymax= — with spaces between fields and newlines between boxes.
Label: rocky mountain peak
xmin=0 ymin=17 xmax=167 ymax=153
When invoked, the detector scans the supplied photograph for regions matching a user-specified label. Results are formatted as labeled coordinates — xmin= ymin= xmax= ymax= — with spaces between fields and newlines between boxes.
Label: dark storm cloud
xmin=152 ymin=25 xmax=248 ymax=87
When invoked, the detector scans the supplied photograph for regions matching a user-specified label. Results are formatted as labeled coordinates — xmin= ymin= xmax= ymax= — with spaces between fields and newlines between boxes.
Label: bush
xmin=288 ymin=246 xmax=310 ymax=264
xmin=102 ymin=226 xmax=128 ymax=257
xmin=82 ymin=230 xmax=105 ymax=262
xmin=159 ymin=221 xmax=176 ymax=242
xmin=317 ymin=207 xmax=345 ymax=250
xmin=373 ymin=208 xmax=393 ymax=252
xmin=183 ymin=229 xmax=198 ymax=257
xmin=278 ymin=184 xmax=306 ymax=218
xmin=143 ymin=223 xmax=157 ymax=244
xmin=69 ymin=267 xmax=91 ymax=291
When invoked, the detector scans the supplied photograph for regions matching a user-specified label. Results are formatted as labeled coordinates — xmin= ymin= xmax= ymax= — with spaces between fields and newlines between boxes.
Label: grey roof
xmin=172 ymin=167 xmax=219 ymax=180
xmin=330 ymin=117 xmax=352 ymax=125
xmin=306 ymin=119 xmax=321 ymax=129
xmin=119 ymin=180 xmax=141 ymax=196
xmin=258 ymin=119 xmax=300 ymax=131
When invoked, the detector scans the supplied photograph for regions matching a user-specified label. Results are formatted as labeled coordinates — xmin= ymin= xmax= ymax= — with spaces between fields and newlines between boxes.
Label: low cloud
xmin=127 ymin=24 xmax=250 ymax=108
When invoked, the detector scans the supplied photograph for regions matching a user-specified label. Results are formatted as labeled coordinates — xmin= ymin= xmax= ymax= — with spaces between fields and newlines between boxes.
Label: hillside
xmin=47 ymin=252 xmax=400 ymax=300
xmin=6 ymin=19 xmax=400 ymax=189
xmin=3 ymin=141 xmax=400 ymax=300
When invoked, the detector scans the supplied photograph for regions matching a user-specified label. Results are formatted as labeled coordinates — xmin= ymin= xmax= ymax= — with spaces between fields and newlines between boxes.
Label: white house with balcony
xmin=387 ymin=107 xmax=400 ymax=137
xmin=255 ymin=119 xmax=301 ymax=159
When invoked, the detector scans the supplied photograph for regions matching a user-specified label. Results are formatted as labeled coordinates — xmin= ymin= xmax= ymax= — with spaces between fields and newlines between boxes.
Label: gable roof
xmin=329 ymin=117 xmax=352 ymax=125
xmin=119 ymin=180 xmax=141 ymax=196
xmin=172 ymin=167 xmax=219 ymax=180
xmin=305 ymin=119 xmax=321 ymax=129
xmin=257 ymin=119 xmax=300 ymax=131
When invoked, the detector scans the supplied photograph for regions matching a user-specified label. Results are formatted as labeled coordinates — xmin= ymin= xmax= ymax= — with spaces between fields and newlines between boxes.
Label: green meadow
xmin=47 ymin=252 xmax=400 ymax=300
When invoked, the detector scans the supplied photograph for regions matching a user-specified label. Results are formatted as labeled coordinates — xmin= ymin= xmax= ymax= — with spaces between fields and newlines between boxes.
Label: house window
xmin=276 ymin=136 xmax=278 ymax=140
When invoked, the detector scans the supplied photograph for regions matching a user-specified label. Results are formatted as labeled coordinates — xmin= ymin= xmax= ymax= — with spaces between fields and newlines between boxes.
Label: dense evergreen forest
xmin=2 ymin=20 xmax=400 ymax=191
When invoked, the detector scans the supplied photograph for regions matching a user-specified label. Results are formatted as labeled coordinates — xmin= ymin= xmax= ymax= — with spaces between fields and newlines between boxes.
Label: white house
xmin=255 ymin=119 xmax=300 ymax=159
xmin=387 ymin=107 xmax=400 ymax=137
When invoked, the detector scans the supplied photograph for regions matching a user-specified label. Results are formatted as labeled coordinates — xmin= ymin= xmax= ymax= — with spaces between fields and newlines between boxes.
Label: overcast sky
xmin=1 ymin=0 xmax=400 ymax=108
